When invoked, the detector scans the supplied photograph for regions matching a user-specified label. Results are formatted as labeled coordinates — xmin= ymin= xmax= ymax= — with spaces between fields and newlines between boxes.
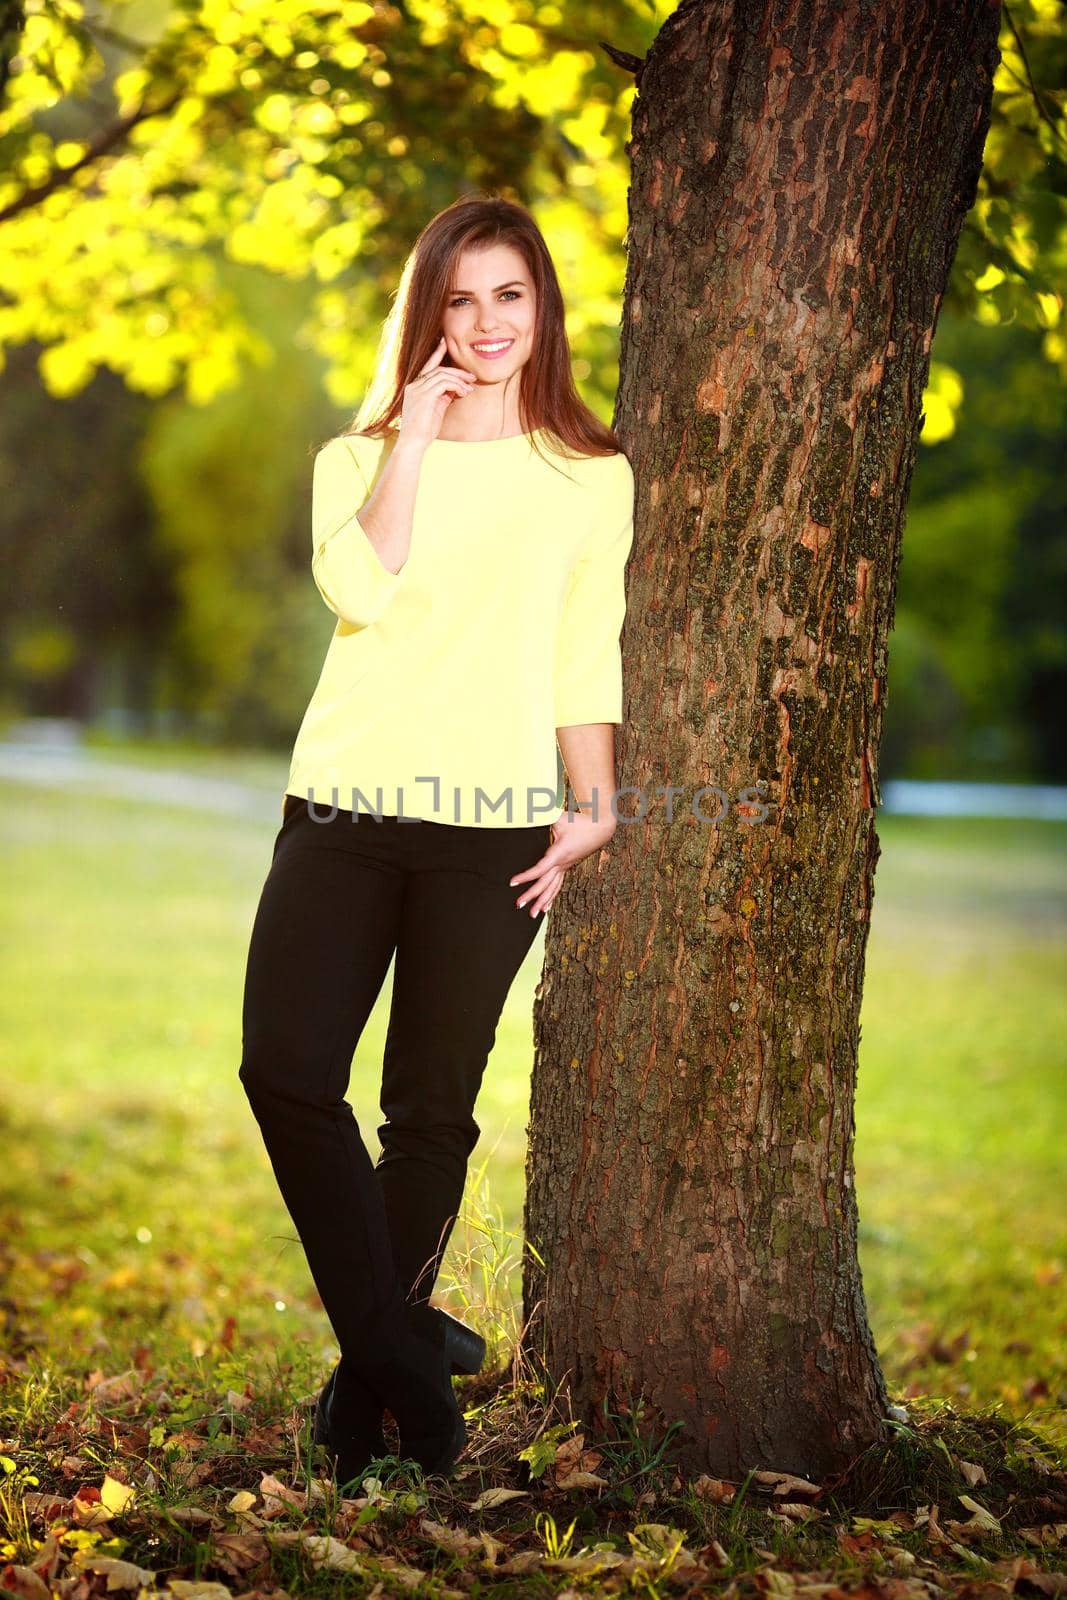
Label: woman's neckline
xmin=387 ymin=426 xmax=543 ymax=446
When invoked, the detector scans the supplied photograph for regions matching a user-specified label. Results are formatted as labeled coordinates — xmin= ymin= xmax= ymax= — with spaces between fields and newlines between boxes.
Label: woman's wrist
xmin=570 ymin=795 xmax=617 ymax=826
xmin=392 ymin=432 xmax=429 ymax=462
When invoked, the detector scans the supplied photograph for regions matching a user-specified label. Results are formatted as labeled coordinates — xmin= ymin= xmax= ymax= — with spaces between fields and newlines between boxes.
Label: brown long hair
xmin=341 ymin=194 xmax=621 ymax=465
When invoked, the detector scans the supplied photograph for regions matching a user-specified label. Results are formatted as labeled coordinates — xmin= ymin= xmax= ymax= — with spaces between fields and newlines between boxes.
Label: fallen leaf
xmin=852 ymin=1516 xmax=900 ymax=1538
xmin=270 ymin=1532 xmax=364 ymax=1573
xmin=495 ymin=1550 xmax=545 ymax=1575
xmin=885 ymin=1544 xmax=918 ymax=1571
xmin=1019 ymin=1524 xmax=1067 ymax=1548
xmin=86 ymin=1372 xmax=141 ymax=1403
xmin=915 ymin=1501 xmax=971 ymax=1560
xmin=71 ymin=1493 xmax=116 ymax=1528
xmin=23 ymin=1534 xmax=62 ymax=1586
xmin=100 ymin=1475 xmax=135 ymax=1517
xmin=163 ymin=1504 xmax=217 ymax=1526
xmin=71 ymin=1554 xmax=157 ymax=1590
xmin=553 ymin=1433 xmax=603 ymax=1477
xmin=0 ymin=1564 xmax=52 ymax=1600
xmin=417 ymin=1519 xmax=482 ymax=1558
xmin=258 ymin=1474 xmax=308 ymax=1517
xmin=374 ymin=1554 xmax=432 ymax=1589
xmin=20 ymin=1492 xmax=72 ymax=1523
xmin=769 ymin=1502 xmax=824 ymax=1522
xmin=544 ymin=1549 xmax=628 ymax=1573
xmin=1004 ymin=1556 xmax=1067 ymax=1596
xmin=478 ymin=1529 xmax=506 ymax=1564
xmin=210 ymin=1531 xmax=272 ymax=1575
xmin=166 ymin=1582 xmax=234 ymax=1600
xmin=945 ymin=1494 xmax=1001 ymax=1539
xmin=468 ymin=1486 xmax=528 ymax=1511
xmin=752 ymin=1469 xmax=822 ymax=1498
xmin=699 ymin=1538 xmax=731 ymax=1568
xmin=692 ymin=1476 xmax=735 ymax=1504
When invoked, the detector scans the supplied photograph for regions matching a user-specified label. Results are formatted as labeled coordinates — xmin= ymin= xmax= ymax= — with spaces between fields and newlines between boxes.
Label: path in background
xmin=2 ymin=716 xmax=1067 ymax=820
xmin=0 ymin=719 xmax=282 ymax=822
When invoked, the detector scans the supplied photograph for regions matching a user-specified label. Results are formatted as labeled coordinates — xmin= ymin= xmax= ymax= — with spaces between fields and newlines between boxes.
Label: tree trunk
xmin=523 ymin=0 xmax=1001 ymax=1480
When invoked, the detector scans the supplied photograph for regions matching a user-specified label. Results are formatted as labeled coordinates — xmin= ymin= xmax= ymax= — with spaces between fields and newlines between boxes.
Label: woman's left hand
xmin=509 ymin=807 xmax=618 ymax=919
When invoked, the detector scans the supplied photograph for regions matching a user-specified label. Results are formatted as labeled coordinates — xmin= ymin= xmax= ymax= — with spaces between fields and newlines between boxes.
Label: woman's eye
xmin=449 ymin=291 xmax=521 ymax=306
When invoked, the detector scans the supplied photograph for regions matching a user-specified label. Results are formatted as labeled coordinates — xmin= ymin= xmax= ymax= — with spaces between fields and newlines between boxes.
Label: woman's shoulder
xmin=568 ymin=446 xmax=634 ymax=497
xmin=318 ymin=429 xmax=393 ymax=459
xmin=554 ymin=441 xmax=632 ymax=480
xmin=580 ymin=441 xmax=631 ymax=470
xmin=314 ymin=431 xmax=395 ymax=487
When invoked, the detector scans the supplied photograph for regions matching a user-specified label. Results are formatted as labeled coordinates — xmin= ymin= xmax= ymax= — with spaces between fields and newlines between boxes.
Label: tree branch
xmin=0 ymin=89 xmax=182 ymax=224
xmin=598 ymin=40 xmax=647 ymax=89
xmin=1001 ymin=0 xmax=1067 ymax=151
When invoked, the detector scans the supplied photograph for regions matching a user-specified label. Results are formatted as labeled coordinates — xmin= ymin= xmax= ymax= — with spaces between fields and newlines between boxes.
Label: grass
xmin=0 ymin=759 xmax=1064 ymax=1595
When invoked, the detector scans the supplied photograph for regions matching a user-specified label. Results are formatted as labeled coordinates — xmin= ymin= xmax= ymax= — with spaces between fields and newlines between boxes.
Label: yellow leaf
xmin=100 ymin=1475 xmax=135 ymax=1516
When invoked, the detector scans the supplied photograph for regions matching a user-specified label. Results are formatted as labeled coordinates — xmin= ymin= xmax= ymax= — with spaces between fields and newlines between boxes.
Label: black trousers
xmin=238 ymin=793 xmax=551 ymax=1359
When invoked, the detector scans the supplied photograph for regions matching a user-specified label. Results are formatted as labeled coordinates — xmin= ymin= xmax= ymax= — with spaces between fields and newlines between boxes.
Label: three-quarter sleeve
xmin=310 ymin=434 xmax=405 ymax=628
xmin=552 ymin=451 xmax=635 ymax=728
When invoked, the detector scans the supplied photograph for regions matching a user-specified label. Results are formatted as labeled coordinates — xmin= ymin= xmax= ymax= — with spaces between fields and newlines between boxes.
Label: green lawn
xmin=1 ymin=770 xmax=1063 ymax=1453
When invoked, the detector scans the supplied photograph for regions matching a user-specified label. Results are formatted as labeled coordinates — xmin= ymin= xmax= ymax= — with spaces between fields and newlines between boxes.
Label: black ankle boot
xmin=428 ymin=1305 xmax=486 ymax=1376
xmin=312 ymin=1359 xmax=386 ymax=1490
xmin=357 ymin=1302 xmax=467 ymax=1477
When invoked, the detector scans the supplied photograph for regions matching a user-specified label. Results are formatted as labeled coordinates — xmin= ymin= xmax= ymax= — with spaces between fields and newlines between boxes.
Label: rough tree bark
xmin=522 ymin=0 xmax=1001 ymax=1480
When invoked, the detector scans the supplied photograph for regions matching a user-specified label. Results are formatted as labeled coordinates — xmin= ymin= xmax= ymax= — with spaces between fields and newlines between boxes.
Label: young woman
xmin=238 ymin=193 xmax=635 ymax=1487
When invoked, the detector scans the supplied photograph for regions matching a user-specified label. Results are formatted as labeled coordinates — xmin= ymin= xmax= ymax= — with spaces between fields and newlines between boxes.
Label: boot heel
xmin=367 ymin=1302 xmax=467 ymax=1476
xmin=312 ymin=1375 xmax=331 ymax=1446
xmin=434 ymin=1307 xmax=486 ymax=1376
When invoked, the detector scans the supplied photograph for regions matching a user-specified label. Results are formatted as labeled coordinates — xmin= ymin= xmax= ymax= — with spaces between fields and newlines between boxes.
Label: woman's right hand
xmin=398 ymin=336 xmax=476 ymax=448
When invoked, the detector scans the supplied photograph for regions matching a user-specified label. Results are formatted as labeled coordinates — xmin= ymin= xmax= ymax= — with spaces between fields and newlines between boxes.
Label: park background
xmin=0 ymin=0 xmax=1064 ymax=1534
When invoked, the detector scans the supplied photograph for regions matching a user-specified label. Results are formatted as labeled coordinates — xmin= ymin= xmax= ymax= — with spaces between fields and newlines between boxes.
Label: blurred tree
xmin=886 ymin=313 xmax=1067 ymax=777
xmin=139 ymin=262 xmax=345 ymax=743
xmin=0 ymin=0 xmax=655 ymax=739
xmin=0 ymin=344 xmax=176 ymax=725
xmin=0 ymin=0 xmax=652 ymax=405
xmin=0 ymin=261 xmax=342 ymax=741
xmin=0 ymin=1 xmax=1062 ymax=399
xmin=949 ymin=0 xmax=1067 ymax=368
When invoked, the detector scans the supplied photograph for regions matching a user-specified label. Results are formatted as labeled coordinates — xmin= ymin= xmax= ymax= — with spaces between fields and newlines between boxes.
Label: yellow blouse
xmin=285 ymin=426 xmax=634 ymax=827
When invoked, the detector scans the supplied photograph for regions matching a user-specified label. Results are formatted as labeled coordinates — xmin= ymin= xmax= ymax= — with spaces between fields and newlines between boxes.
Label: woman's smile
xmin=469 ymin=338 xmax=515 ymax=359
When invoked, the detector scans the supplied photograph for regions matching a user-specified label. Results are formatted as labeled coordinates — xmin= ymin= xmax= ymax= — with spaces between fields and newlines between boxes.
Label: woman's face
xmin=441 ymin=243 xmax=536 ymax=384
